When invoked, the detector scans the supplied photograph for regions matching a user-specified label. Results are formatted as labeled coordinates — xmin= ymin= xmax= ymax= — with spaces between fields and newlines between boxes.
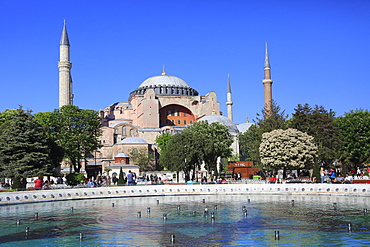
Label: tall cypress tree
xmin=117 ymin=167 xmax=125 ymax=185
xmin=0 ymin=108 xmax=53 ymax=188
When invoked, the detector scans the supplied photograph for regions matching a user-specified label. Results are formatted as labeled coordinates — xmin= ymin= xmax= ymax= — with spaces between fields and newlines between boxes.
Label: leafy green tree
xmin=159 ymin=121 xmax=233 ymax=181
xmin=259 ymin=128 xmax=318 ymax=172
xmin=158 ymin=134 xmax=188 ymax=181
xmin=238 ymin=124 xmax=260 ymax=162
xmin=128 ymin=148 xmax=155 ymax=172
xmin=34 ymin=112 xmax=64 ymax=170
xmin=239 ymin=101 xmax=288 ymax=166
xmin=288 ymin=104 xmax=341 ymax=167
xmin=0 ymin=108 xmax=53 ymax=188
xmin=335 ymin=109 xmax=370 ymax=166
xmin=184 ymin=121 xmax=233 ymax=173
xmin=35 ymin=105 xmax=102 ymax=173
xmin=155 ymin=132 xmax=172 ymax=151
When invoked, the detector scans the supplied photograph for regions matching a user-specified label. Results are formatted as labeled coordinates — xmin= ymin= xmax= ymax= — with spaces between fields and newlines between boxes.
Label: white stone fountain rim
xmin=1 ymin=183 xmax=369 ymax=205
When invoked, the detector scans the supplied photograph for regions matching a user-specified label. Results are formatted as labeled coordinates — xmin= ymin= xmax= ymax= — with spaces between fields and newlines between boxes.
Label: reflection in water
xmin=0 ymin=195 xmax=370 ymax=246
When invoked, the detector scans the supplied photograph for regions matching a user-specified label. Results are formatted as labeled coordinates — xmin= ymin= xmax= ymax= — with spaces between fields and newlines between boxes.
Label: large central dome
xmin=130 ymin=70 xmax=198 ymax=98
xmin=139 ymin=73 xmax=189 ymax=88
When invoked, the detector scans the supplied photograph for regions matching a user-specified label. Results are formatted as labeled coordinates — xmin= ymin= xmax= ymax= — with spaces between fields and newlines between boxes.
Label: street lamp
xmin=183 ymin=145 xmax=187 ymax=183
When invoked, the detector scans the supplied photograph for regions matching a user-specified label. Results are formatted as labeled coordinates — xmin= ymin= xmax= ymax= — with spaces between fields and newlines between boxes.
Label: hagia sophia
xmin=58 ymin=22 xmax=273 ymax=178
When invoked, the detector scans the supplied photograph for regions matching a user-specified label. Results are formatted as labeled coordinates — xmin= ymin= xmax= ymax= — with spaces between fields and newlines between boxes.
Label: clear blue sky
xmin=1 ymin=0 xmax=369 ymax=124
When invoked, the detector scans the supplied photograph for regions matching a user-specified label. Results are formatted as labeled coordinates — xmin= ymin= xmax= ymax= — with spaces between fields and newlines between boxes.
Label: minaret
xmin=262 ymin=42 xmax=273 ymax=117
xmin=58 ymin=20 xmax=73 ymax=108
xmin=226 ymin=73 xmax=233 ymax=121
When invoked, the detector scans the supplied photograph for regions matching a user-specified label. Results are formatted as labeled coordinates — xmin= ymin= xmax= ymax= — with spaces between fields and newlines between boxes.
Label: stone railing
xmin=0 ymin=183 xmax=369 ymax=205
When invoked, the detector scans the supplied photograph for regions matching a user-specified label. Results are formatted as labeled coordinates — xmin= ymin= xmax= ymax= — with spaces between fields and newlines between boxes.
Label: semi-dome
xmin=199 ymin=115 xmax=239 ymax=135
xmin=117 ymin=137 xmax=148 ymax=145
xmin=139 ymin=74 xmax=189 ymax=88
xmin=237 ymin=122 xmax=254 ymax=133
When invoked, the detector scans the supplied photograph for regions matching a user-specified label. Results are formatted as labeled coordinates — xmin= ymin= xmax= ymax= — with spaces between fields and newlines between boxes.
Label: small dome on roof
xmin=199 ymin=115 xmax=239 ymax=135
xmin=115 ymin=152 xmax=129 ymax=158
xmin=118 ymin=137 xmax=148 ymax=145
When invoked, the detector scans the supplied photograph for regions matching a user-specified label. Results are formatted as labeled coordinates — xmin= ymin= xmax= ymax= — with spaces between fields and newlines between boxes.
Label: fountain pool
xmin=1 ymin=194 xmax=370 ymax=246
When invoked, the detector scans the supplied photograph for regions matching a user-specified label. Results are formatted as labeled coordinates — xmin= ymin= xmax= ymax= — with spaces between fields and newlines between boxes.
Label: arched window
xmin=130 ymin=129 xmax=135 ymax=136
xmin=122 ymin=126 xmax=126 ymax=136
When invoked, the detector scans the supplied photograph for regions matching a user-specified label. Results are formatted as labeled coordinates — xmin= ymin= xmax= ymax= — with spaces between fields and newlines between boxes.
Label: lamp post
xmin=183 ymin=145 xmax=187 ymax=183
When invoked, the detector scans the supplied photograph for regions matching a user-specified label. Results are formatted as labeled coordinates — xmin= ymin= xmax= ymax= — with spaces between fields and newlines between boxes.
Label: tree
xmin=335 ymin=109 xmax=370 ymax=166
xmin=238 ymin=124 xmax=261 ymax=162
xmin=128 ymin=148 xmax=155 ymax=172
xmin=259 ymin=128 xmax=318 ymax=171
xmin=35 ymin=105 xmax=102 ymax=173
xmin=155 ymin=132 xmax=172 ymax=151
xmin=0 ymin=108 xmax=53 ymax=188
xmin=184 ymin=121 xmax=233 ymax=173
xmin=117 ymin=167 xmax=125 ymax=185
xmin=288 ymin=104 xmax=341 ymax=167
xmin=34 ymin=111 xmax=64 ymax=170
xmin=255 ymin=100 xmax=288 ymax=133
xmin=0 ymin=109 xmax=24 ymax=139
xmin=239 ymin=101 xmax=288 ymax=166
xmin=159 ymin=131 xmax=203 ymax=181
xmin=159 ymin=121 xmax=233 ymax=181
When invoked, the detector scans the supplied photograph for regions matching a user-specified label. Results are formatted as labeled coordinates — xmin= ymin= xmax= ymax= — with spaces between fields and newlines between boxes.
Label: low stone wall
xmin=1 ymin=183 xmax=369 ymax=205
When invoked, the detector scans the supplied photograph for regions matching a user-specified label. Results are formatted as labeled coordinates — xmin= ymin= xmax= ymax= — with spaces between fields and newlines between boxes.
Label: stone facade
xmin=89 ymin=71 xmax=221 ymax=172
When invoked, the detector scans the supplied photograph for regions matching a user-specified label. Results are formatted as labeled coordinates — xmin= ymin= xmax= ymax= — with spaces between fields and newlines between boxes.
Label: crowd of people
xmin=86 ymin=175 xmax=112 ymax=188
xmin=2 ymin=166 xmax=368 ymax=190
xmin=253 ymin=167 xmax=370 ymax=184
xmin=32 ymin=176 xmax=61 ymax=190
xmin=320 ymin=167 xmax=369 ymax=184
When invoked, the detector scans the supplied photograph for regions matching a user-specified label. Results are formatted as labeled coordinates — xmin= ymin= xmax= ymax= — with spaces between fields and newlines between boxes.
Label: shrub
xmin=66 ymin=172 xmax=85 ymax=186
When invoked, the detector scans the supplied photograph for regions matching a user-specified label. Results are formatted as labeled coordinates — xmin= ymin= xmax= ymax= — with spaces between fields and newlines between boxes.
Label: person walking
xmin=127 ymin=170 xmax=135 ymax=186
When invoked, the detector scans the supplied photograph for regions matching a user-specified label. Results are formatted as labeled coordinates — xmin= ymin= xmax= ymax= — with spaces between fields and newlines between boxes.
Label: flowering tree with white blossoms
xmin=259 ymin=128 xmax=318 ymax=170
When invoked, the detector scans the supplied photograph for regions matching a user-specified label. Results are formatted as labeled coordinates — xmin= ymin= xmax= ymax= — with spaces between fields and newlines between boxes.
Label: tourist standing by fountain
xmin=127 ymin=170 xmax=135 ymax=186
xmin=329 ymin=169 xmax=337 ymax=183
xmin=34 ymin=176 xmax=43 ymax=189
xmin=320 ymin=167 xmax=325 ymax=183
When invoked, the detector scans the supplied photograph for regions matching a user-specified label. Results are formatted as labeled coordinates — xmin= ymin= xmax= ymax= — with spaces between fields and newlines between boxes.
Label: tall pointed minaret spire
xmin=226 ymin=73 xmax=233 ymax=121
xmin=58 ymin=20 xmax=73 ymax=108
xmin=262 ymin=42 xmax=273 ymax=117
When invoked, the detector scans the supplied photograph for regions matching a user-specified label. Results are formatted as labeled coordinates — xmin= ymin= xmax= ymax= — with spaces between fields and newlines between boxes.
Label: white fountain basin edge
xmin=1 ymin=183 xmax=369 ymax=205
